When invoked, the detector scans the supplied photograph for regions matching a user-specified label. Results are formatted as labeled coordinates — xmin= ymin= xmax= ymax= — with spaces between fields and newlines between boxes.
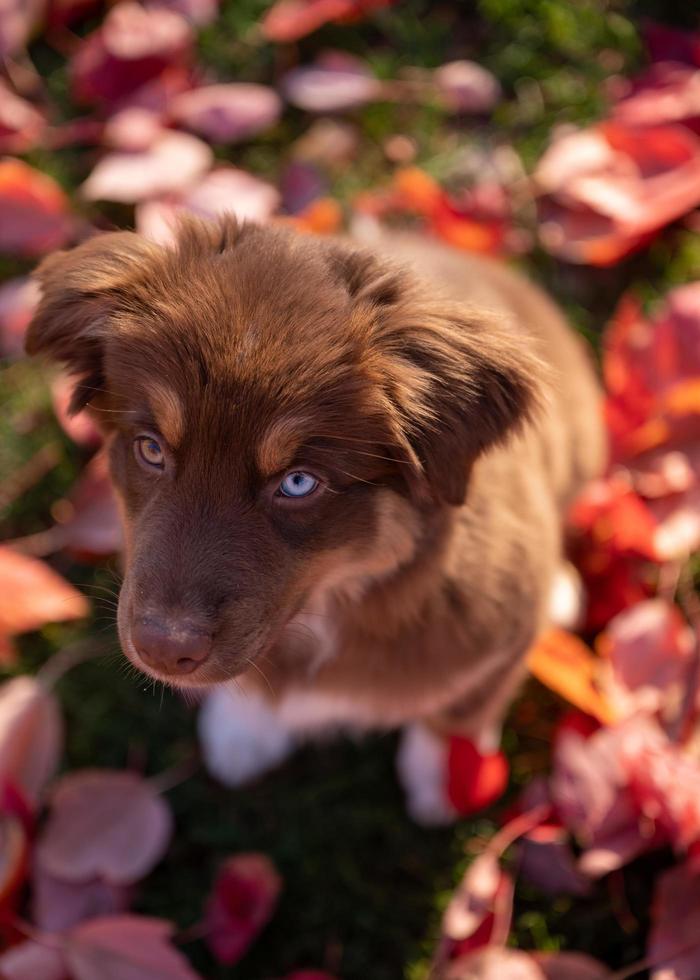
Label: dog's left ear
xmin=25 ymin=232 xmax=161 ymax=414
xmin=328 ymin=244 xmax=548 ymax=506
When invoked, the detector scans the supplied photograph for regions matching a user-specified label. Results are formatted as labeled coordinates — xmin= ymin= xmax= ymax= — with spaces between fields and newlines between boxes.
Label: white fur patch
xmin=548 ymin=562 xmax=584 ymax=630
xmin=396 ymin=723 xmax=458 ymax=826
xmin=198 ymin=685 xmax=295 ymax=787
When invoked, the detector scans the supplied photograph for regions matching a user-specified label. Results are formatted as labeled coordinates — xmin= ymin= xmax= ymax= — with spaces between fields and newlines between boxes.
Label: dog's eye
xmin=278 ymin=471 xmax=319 ymax=498
xmin=134 ymin=435 xmax=165 ymax=470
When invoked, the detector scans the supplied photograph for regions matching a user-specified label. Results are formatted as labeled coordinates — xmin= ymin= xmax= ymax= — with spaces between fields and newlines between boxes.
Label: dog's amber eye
xmin=134 ymin=435 xmax=165 ymax=470
xmin=278 ymin=471 xmax=319 ymax=498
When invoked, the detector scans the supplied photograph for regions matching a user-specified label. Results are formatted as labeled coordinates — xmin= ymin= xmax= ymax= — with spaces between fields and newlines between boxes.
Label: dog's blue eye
xmin=135 ymin=435 xmax=165 ymax=470
xmin=279 ymin=471 xmax=319 ymax=498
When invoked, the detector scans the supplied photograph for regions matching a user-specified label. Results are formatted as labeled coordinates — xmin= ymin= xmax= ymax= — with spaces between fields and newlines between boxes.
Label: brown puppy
xmin=26 ymin=218 xmax=605 ymax=822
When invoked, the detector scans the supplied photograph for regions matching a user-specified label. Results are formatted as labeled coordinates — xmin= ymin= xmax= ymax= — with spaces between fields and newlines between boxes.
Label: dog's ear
xmin=329 ymin=245 xmax=548 ymax=506
xmin=25 ymin=232 xmax=160 ymax=414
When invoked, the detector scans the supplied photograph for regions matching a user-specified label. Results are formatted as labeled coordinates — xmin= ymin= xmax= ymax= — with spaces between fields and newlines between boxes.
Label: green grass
xmin=2 ymin=0 xmax=698 ymax=976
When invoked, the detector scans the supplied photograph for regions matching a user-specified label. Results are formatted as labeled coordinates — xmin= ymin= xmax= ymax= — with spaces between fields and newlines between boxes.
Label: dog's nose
xmin=131 ymin=616 xmax=212 ymax=676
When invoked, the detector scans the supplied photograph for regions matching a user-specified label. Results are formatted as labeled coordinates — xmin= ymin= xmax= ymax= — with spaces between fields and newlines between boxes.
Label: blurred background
xmin=2 ymin=1 xmax=700 ymax=978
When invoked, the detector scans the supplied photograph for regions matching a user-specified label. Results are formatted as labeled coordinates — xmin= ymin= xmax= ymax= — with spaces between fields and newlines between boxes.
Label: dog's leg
xmin=198 ymin=685 xmax=296 ymax=787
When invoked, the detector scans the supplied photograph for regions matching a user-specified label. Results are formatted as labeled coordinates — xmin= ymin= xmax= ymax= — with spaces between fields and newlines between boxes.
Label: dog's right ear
xmin=25 ymin=232 xmax=160 ymax=414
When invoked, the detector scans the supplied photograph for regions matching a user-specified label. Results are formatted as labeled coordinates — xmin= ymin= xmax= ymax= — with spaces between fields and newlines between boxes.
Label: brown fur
xmin=25 ymin=218 xmax=605 ymax=740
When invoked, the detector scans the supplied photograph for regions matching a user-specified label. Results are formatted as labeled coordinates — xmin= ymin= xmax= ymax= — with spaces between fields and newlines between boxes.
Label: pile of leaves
xmin=2 ymin=0 xmax=700 ymax=977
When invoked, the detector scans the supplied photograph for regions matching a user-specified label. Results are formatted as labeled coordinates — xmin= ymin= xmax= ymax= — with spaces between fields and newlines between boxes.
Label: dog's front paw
xmin=397 ymin=724 xmax=509 ymax=826
xmin=396 ymin=724 xmax=459 ymax=826
xmin=198 ymin=686 xmax=295 ymax=787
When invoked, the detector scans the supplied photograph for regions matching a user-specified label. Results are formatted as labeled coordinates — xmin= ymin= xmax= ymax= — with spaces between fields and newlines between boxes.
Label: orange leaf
xmin=0 ymin=547 xmax=89 ymax=636
xmin=527 ymin=628 xmax=617 ymax=725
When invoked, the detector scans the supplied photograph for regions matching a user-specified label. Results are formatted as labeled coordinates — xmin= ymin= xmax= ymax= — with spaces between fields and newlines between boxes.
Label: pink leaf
xmin=0 ymin=276 xmax=40 ymax=357
xmin=0 ymin=676 xmax=63 ymax=806
xmin=648 ymin=862 xmax=700 ymax=980
xmin=442 ymin=852 xmax=506 ymax=942
xmin=0 ymin=941 xmax=67 ymax=980
xmin=613 ymin=63 xmax=700 ymax=131
xmin=81 ymin=131 xmax=212 ymax=203
xmin=0 ymin=547 xmax=89 ymax=636
xmin=204 ymin=853 xmax=282 ymax=965
xmin=65 ymin=915 xmax=201 ymax=980
xmin=534 ymin=122 xmax=700 ymax=265
xmin=0 ymin=79 xmax=45 ymax=154
xmin=170 ymin=83 xmax=282 ymax=143
xmin=53 ymin=453 xmax=123 ymax=560
xmin=32 ymin=863 xmax=131 ymax=932
xmin=434 ymin=61 xmax=501 ymax=114
xmin=598 ymin=599 xmax=695 ymax=721
xmin=0 ymin=159 xmax=72 ymax=256
xmin=52 ymin=376 xmax=103 ymax=449
xmin=146 ymin=0 xmax=219 ymax=25
xmin=70 ymin=2 xmax=192 ymax=108
xmin=0 ymin=0 xmax=45 ymax=57
xmin=535 ymin=952 xmax=612 ymax=979
xmin=136 ymin=168 xmax=280 ymax=244
xmin=262 ymin=0 xmax=392 ymax=43
xmin=551 ymin=724 xmax=649 ymax=875
xmin=444 ymin=948 xmax=546 ymax=980
xmin=281 ymin=52 xmax=382 ymax=113
xmin=37 ymin=770 xmax=172 ymax=885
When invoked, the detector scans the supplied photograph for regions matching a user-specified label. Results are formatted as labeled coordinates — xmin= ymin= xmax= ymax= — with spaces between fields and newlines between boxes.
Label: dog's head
xmin=26 ymin=219 xmax=544 ymax=686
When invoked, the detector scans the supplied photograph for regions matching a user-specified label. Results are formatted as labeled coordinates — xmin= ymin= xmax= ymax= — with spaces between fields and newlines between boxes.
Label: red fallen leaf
xmin=204 ymin=853 xmax=282 ymax=965
xmin=0 ymin=80 xmax=45 ymax=154
xmin=0 ymin=940 xmax=67 ymax=980
xmin=604 ymin=284 xmax=700 ymax=460
xmin=65 ymin=915 xmax=201 ymax=980
xmin=644 ymin=22 xmax=700 ymax=68
xmin=527 ymin=628 xmax=616 ymax=725
xmin=262 ymin=0 xmax=392 ymax=43
xmin=0 ymin=547 xmax=89 ymax=637
xmin=32 ymin=864 xmax=131 ymax=932
xmin=146 ymin=0 xmax=219 ymax=25
xmin=619 ymin=719 xmax=700 ymax=851
xmin=170 ymin=83 xmax=282 ymax=143
xmin=52 ymin=376 xmax=103 ymax=450
xmin=0 ymin=811 xmax=29 ymax=907
xmin=0 ymin=160 xmax=72 ymax=257
xmin=443 ymin=948 xmax=546 ymax=980
xmin=81 ymin=130 xmax=212 ymax=203
xmin=446 ymin=737 xmax=508 ymax=814
xmin=0 ymin=676 xmax=63 ymax=806
xmin=534 ymin=122 xmax=700 ymax=266
xmin=551 ymin=724 xmax=650 ymax=876
xmin=37 ymin=770 xmax=172 ymax=885
xmin=648 ymin=862 xmax=700 ymax=980
xmin=613 ymin=62 xmax=700 ymax=133
xmin=535 ymin=952 xmax=612 ymax=979
xmin=53 ymin=453 xmax=123 ymax=560
xmin=47 ymin=0 xmax=102 ymax=29
xmin=0 ymin=0 xmax=44 ymax=57
xmin=0 ymin=276 xmax=40 ymax=358
xmin=434 ymin=61 xmax=501 ymax=114
xmin=597 ymin=599 xmax=694 ymax=722
xmin=70 ymin=2 xmax=192 ymax=108
xmin=569 ymin=475 xmax=660 ymax=560
xmin=281 ymin=51 xmax=382 ymax=113
xmin=136 ymin=168 xmax=280 ymax=244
